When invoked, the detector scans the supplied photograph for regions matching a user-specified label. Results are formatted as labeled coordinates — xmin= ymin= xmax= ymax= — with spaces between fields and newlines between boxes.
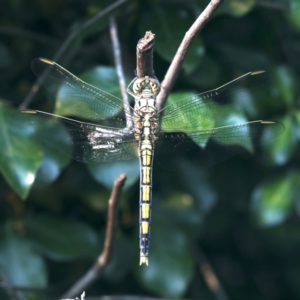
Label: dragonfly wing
xmin=159 ymin=71 xmax=267 ymax=132
xmin=22 ymin=110 xmax=138 ymax=163
xmin=155 ymin=120 xmax=284 ymax=169
xmin=31 ymin=58 xmax=132 ymax=127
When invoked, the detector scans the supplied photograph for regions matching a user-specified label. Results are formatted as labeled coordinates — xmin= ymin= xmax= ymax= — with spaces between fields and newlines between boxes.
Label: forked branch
xmin=156 ymin=0 xmax=224 ymax=111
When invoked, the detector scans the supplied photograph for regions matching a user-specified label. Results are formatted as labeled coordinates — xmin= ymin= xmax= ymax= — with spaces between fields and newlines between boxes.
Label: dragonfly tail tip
xmin=140 ymin=256 xmax=149 ymax=266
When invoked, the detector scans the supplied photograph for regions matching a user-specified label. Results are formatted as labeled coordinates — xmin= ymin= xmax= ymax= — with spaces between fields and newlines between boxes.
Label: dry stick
xmin=19 ymin=0 xmax=128 ymax=110
xmin=62 ymin=174 xmax=126 ymax=299
xmin=156 ymin=0 xmax=224 ymax=111
xmin=109 ymin=15 xmax=133 ymax=129
xmin=195 ymin=247 xmax=229 ymax=300
xmin=136 ymin=31 xmax=155 ymax=78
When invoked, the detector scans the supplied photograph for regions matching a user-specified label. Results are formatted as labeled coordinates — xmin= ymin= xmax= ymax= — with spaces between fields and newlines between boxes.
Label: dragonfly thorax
xmin=133 ymin=97 xmax=159 ymax=141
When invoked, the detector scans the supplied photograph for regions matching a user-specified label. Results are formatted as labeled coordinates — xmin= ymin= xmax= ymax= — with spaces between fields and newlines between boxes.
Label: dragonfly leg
xmin=127 ymin=77 xmax=138 ymax=98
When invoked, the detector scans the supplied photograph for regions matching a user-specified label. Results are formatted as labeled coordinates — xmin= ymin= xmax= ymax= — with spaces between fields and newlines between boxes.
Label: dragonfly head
xmin=133 ymin=76 xmax=160 ymax=96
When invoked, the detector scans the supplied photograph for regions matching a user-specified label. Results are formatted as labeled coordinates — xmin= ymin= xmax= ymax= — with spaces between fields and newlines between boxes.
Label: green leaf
xmin=212 ymin=103 xmax=252 ymax=151
xmin=0 ymin=102 xmax=43 ymax=198
xmin=294 ymin=110 xmax=300 ymax=140
xmin=88 ymin=159 xmax=139 ymax=190
xmin=139 ymin=7 xmax=204 ymax=74
xmin=251 ymin=175 xmax=294 ymax=226
xmin=80 ymin=66 xmax=127 ymax=99
xmin=159 ymin=192 xmax=203 ymax=239
xmin=32 ymin=154 xmax=70 ymax=189
xmin=263 ymin=114 xmax=296 ymax=165
xmin=102 ymin=235 xmax=134 ymax=282
xmin=174 ymin=162 xmax=217 ymax=213
xmin=135 ymin=217 xmax=194 ymax=298
xmin=162 ymin=92 xmax=253 ymax=151
xmin=287 ymin=171 xmax=300 ymax=217
xmin=162 ymin=92 xmax=215 ymax=147
xmin=272 ymin=65 xmax=296 ymax=107
xmin=55 ymin=66 xmax=128 ymax=117
xmin=217 ymin=0 xmax=256 ymax=17
xmin=0 ymin=227 xmax=47 ymax=288
xmin=286 ymin=3 xmax=300 ymax=29
xmin=28 ymin=116 xmax=71 ymax=189
xmin=25 ymin=214 xmax=101 ymax=260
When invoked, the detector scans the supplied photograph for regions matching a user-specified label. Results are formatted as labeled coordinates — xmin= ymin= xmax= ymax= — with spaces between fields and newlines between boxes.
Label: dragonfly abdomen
xmin=139 ymin=138 xmax=154 ymax=266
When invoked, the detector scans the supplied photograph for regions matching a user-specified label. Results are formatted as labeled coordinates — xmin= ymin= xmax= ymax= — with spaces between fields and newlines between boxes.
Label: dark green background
xmin=1 ymin=0 xmax=300 ymax=299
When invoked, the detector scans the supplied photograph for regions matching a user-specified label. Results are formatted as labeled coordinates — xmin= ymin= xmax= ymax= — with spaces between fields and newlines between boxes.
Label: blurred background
xmin=1 ymin=0 xmax=300 ymax=299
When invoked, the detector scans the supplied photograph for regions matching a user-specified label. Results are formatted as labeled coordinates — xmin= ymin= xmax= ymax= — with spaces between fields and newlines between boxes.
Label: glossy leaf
xmin=55 ymin=66 xmax=127 ymax=117
xmin=0 ymin=226 xmax=47 ymax=288
xmin=88 ymin=158 xmax=139 ymax=190
xmin=32 ymin=155 xmax=69 ymax=189
xmin=273 ymin=65 xmax=296 ymax=107
xmin=251 ymin=175 xmax=293 ymax=226
xmin=173 ymin=161 xmax=217 ymax=213
xmin=287 ymin=3 xmax=300 ymax=30
xmin=136 ymin=215 xmax=194 ymax=298
xmin=29 ymin=116 xmax=71 ymax=189
xmin=136 ymin=192 xmax=203 ymax=298
xmin=291 ymin=172 xmax=300 ymax=216
xmin=294 ymin=110 xmax=300 ymax=140
xmin=80 ymin=66 xmax=128 ymax=99
xmin=25 ymin=214 xmax=101 ymax=260
xmin=159 ymin=191 xmax=204 ymax=239
xmin=0 ymin=102 xmax=43 ymax=199
xmin=217 ymin=0 xmax=256 ymax=17
xmin=163 ymin=91 xmax=214 ymax=134
xmin=103 ymin=235 xmax=134 ymax=282
xmin=263 ymin=114 xmax=295 ymax=165
xmin=139 ymin=6 xmax=204 ymax=74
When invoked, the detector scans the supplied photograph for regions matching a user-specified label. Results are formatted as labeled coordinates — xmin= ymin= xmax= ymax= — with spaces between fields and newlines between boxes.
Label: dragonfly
xmin=22 ymin=58 xmax=284 ymax=266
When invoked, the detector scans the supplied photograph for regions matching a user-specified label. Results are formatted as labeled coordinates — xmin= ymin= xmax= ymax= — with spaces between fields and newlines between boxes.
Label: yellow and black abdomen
xmin=139 ymin=138 xmax=154 ymax=265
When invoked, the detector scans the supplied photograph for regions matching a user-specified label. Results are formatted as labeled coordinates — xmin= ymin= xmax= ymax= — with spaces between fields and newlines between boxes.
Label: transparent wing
xmin=159 ymin=71 xmax=267 ymax=132
xmin=31 ymin=58 xmax=133 ymax=127
xmin=22 ymin=110 xmax=138 ymax=163
xmin=155 ymin=71 xmax=284 ymax=169
xmin=156 ymin=120 xmax=284 ymax=169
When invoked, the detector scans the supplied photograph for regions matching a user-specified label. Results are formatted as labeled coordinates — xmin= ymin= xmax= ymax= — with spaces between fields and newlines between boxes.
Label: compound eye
xmin=133 ymin=81 xmax=142 ymax=94
xmin=149 ymin=79 xmax=160 ymax=95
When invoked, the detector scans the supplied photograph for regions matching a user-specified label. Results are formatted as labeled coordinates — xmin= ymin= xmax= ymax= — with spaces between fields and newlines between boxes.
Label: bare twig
xmin=62 ymin=174 xmax=126 ymax=299
xmin=19 ymin=0 xmax=128 ymax=110
xmin=109 ymin=15 xmax=133 ymax=128
xmin=136 ymin=31 xmax=155 ymax=78
xmin=194 ymin=247 xmax=229 ymax=300
xmin=156 ymin=0 xmax=224 ymax=111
